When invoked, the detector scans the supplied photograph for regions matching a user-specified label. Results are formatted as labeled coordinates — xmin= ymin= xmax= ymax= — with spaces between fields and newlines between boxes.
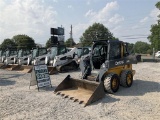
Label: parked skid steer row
xmin=1 ymin=48 xmax=18 ymax=70
xmin=54 ymin=40 xmax=137 ymax=107
xmin=10 ymin=49 xmax=33 ymax=73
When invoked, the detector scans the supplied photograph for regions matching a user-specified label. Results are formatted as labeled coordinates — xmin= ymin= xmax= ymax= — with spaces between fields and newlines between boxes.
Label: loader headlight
xmin=50 ymin=60 xmax=53 ymax=64
xmin=102 ymin=63 xmax=106 ymax=68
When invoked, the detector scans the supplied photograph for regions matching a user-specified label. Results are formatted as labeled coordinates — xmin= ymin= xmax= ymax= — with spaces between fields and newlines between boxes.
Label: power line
xmin=120 ymin=34 xmax=148 ymax=37
xmin=120 ymin=37 xmax=147 ymax=39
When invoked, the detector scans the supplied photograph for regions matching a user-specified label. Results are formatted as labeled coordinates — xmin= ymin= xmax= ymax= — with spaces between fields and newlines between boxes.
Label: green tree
xmin=156 ymin=2 xmax=160 ymax=17
xmin=12 ymin=34 xmax=36 ymax=49
xmin=134 ymin=41 xmax=151 ymax=54
xmin=128 ymin=43 xmax=135 ymax=54
xmin=0 ymin=38 xmax=17 ymax=49
xmin=45 ymin=38 xmax=52 ymax=48
xmin=65 ymin=38 xmax=76 ymax=47
xmin=79 ymin=23 xmax=117 ymax=47
xmin=148 ymin=1 xmax=160 ymax=51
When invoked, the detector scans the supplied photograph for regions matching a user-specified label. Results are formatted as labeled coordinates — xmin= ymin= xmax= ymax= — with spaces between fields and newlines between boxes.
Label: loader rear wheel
xmin=104 ymin=73 xmax=120 ymax=93
xmin=120 ymin=70 xmax=133 ymax=87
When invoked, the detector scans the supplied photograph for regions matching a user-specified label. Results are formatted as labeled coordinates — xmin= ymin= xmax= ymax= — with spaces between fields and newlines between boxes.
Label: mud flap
xmin=54 ymin=75 xmax=105 ymax=107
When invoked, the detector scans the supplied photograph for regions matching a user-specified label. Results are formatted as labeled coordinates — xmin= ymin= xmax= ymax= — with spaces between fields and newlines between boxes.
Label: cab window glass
xmin=110 ymin=42 xmax=121 ymax=59
xmin=58 ymin=46 xmax=66 ymax=55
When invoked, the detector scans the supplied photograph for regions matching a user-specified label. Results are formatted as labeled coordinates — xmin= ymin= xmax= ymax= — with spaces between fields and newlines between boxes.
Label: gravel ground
xmin=0 ymin=62 xmax=160 ymax=120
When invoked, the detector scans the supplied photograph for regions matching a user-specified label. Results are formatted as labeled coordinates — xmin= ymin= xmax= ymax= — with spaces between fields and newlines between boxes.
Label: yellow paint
xmin=104 ymin=64 xmax=134 ymax=77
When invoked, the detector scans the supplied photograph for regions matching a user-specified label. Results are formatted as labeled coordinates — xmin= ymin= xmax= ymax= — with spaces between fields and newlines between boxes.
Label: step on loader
xmin=54 ymin=40 xmax=137 ymax=106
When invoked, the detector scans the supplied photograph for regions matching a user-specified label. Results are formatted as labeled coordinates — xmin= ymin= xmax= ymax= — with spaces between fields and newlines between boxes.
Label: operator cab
xmin=5 ymin=49 xmax=17 ymax=57
xmin=18 ymin=49 xmax=31 ymax=58
xmin=32 ymin=48 xmax=47 ymax=59
xmin=77 ymin=47 xmax=90 ymax=58
xmin=50 ymin=45 xmax=67 ymax=59
xmin=0 ymin=50 xmax=6 ymax=57
xmin=92 ymin=40 xmax=125 ymax=69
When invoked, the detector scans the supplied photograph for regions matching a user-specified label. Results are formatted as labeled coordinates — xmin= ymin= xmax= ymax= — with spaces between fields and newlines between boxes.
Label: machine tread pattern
xmin=104 ymin=73 xmax=119 ymax=94
xmin=120 ymin=70 xmax=133 ymax=87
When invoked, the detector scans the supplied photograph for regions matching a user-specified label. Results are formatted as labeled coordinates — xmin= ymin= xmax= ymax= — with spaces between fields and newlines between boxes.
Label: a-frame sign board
xmin=30 ymin=64 xmax=52 ymax=91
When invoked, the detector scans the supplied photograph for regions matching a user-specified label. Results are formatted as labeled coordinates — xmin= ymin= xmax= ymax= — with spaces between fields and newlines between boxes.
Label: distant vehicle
xmin=155 ymin=51 xmax=160 ymax=57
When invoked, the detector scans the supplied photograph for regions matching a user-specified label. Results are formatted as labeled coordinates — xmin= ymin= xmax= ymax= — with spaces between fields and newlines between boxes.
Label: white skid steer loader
xmin=46 ymin=45 xmax=79 ymax=74
xmin=28 ymin=47 xmax=48 ymax=65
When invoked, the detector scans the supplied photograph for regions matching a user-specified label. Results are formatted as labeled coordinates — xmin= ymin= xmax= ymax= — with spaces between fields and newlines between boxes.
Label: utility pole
xmin=153 ymin=48 xmax=155 ymax=59
xmin=70 ymin=25 xmax=73 ymax=39
xmin=70 ymin=25 xmax=73 ymax=47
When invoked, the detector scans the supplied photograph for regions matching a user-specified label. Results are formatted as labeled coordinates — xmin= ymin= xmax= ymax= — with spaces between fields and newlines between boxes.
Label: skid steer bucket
xmin=1 ymin=64 xmax=19 ymax=71
xmin=54 ymin=75 xmax=105 ymax=107
xmin=48 ymin=66 xmax=58 ymax=75
xmin=13 ymin=65 xmax=33 ymax=73
xmin=0 ymin=63 xmax=4 ymax=68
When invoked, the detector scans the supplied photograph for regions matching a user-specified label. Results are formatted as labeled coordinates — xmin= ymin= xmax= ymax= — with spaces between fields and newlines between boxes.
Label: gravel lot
xmin=0 ymin=62 xmax=160 ymax=120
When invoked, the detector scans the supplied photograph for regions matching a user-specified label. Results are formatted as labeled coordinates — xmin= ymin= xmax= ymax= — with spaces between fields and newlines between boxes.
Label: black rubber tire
xmin=120 ymin=70 xmax=133 ymax=87
xmin=104 ymin=73 xmax=120 ymax=94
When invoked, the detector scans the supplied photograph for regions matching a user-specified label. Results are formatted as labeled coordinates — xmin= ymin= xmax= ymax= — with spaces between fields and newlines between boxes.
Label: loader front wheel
xmin=104 ymin=73 xmax=120 ymax=94
xmin=120 ymin=70 xmax=133 ymax=87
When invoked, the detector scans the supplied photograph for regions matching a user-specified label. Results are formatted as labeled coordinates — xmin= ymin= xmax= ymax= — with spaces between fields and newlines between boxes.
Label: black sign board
xmin=51 ymin=28 xmax=58 ymax=35
xmin=51 ymin=27 xmax=64 ymax=35
xmin=57 ymin=27 xmax=64 ymax=35
xmin=30 ymin=65 xmax=52 ymax=90
xmin=51 ymin=36 xmax=58 ymax=44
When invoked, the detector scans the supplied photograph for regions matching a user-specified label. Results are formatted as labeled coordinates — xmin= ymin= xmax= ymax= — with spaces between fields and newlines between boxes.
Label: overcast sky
xmin=0 ymin=0 xmax=160 ymax=45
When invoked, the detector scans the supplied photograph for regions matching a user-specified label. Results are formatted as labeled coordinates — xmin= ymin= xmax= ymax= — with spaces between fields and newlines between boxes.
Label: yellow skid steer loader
xmin=54 ymin=40 xmax=137 ymax=106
